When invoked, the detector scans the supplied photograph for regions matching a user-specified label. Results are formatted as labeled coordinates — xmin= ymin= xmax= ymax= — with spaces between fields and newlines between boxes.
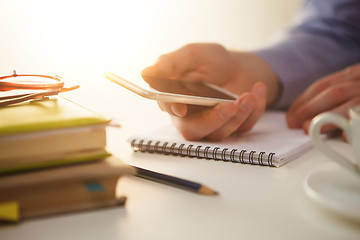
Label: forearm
xmin=255 ymin=0 xmax=360 ymax=109
xmin=256 ymin=31 xmax=359 ymax=109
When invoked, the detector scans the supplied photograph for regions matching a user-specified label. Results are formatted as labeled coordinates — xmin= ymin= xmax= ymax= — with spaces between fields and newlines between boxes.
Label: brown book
xmin=0 ymin=157 xmax=135 ymax=222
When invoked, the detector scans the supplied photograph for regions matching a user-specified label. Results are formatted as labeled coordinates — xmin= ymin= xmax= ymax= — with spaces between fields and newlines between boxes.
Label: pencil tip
xmin=198 ymin=185 xmax=219 ymax=196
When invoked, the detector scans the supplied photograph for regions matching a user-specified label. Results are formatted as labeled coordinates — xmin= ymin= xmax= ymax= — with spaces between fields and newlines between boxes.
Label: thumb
xmin=141 ymin=65 xmax=157 ymax=77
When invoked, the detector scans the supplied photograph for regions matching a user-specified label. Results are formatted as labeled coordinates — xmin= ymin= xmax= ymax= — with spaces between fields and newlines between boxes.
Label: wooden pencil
xmin=131 ymin=165 xmax=218 ymax=196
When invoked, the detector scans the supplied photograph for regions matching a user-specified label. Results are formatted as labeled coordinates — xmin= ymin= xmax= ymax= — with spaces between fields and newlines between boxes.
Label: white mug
xmin=309 ymin=106 xmax=360 ymax=177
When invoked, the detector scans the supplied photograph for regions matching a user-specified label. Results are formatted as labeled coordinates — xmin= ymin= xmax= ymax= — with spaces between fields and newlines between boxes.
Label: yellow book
xmin=0 ymin=96 xmax=112 ymax=174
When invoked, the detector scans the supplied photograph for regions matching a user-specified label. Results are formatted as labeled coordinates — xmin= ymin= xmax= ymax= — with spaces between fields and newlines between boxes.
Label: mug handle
xmin=309 ymin=113 xmax=359 ymax=175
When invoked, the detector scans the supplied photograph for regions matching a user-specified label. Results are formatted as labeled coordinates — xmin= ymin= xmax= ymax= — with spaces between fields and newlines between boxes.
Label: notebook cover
xmin=0 ymin=151 xmax=111 ymax=175
xmin=0 ymin=96 xmax=110 ymax=136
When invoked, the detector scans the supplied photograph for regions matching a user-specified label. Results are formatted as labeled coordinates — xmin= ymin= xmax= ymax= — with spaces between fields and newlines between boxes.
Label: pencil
xmin=130 ymin=165 xmax=218 ymax=196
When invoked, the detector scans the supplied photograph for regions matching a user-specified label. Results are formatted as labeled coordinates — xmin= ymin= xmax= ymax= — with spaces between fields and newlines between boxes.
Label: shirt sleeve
xmin=255 ymin=0 xmax=360 ymax=109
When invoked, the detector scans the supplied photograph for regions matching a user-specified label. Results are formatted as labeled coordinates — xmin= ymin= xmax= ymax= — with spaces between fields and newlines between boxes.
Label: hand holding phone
xmin=105 ymin=72 xmax=238 ymax=106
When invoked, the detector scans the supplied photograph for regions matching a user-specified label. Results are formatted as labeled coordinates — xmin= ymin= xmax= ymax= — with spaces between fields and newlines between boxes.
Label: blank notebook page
xmin=128 ymin=111 xmax=313 ymax=167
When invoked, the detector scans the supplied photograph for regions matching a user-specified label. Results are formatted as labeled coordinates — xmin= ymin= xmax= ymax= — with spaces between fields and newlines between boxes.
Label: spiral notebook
xmin=128 ymin=111 xmax=313 ymax=167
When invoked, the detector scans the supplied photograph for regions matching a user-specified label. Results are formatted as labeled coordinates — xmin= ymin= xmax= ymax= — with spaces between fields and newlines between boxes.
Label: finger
xmin=302 ymin=119 xmax=338 ymax=135
xmin=236 ymin=82 xmax=267 ymax=133
xmin=299 ymin=81 xmax=359 ymax=119
xmin=302 ymin=96 xmax=360 ymax=134
xmin=171 ymin=102 xmax=238 ymax=141
xmin=288 ymin=71 xmax=345 ymax=113
xmin=342 ymin=132 xmax=348 ymax=142
xmin=206 ymin=93 xmax=257 ymax=141
xmin=158 ymin=101 xmax=188 ymax=117
xmin=288 ymin=81 xmax=360 ymax=128
xmin=288 ymin=63 xmax=360 ymax=115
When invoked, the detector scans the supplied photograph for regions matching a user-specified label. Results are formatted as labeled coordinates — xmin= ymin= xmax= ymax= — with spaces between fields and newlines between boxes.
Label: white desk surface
xmin=1 ymin=86 xmax=360 ymax=240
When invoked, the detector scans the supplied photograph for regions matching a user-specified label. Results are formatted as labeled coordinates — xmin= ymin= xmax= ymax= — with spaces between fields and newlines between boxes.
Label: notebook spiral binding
xmin=130 ymin=139 xmax=276 ymax=167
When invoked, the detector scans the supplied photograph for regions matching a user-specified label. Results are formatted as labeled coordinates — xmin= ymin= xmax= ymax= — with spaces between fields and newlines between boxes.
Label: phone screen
xmin=106 ymin=72 xmax=237 ymax=107
xmin=142 ymin=75 xmax=236 ymax=100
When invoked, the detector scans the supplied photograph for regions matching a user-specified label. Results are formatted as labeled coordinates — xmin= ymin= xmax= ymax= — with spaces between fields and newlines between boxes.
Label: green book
xmin=0 ymin=96 xmax=112 ymax=174
xmin=0 ymin=96 xmax=110 ymax=136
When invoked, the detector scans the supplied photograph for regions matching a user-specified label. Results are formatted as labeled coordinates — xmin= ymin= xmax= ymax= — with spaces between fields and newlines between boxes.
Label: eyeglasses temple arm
xmin=0 ymin=90 xmax=60 ymax=108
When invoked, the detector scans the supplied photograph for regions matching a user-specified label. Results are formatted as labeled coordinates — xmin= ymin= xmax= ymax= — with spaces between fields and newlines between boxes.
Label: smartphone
xmin=105 ymin=72 xmax=238 ymax=106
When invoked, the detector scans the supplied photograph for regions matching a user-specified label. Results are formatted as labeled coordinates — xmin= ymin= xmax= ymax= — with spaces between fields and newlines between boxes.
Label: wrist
xmin=231 ymin=51 xmax=282 ymax=106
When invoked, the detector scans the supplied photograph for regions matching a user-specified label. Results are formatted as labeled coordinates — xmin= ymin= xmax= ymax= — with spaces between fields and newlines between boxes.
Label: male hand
xmin=142 ymin=43 xmax=280 ymax=141
xmin=287 ymin=63 xmax=360 ymax=134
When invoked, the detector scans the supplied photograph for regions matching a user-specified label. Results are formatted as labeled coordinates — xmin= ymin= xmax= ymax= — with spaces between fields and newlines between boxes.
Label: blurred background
xmin=0 ymin=0 xmax=301 ymax=121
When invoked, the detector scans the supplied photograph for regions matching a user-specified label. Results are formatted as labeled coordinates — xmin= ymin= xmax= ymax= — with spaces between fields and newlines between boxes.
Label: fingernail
xmin=170 ymin=104 xmax=184 ymax=117
xmin=255 ymin=84 xmax=266 ymax=96
xmin=240 ymin=96 xmax=255 ymax=111
xmin=303 ymin=121 xmax=310 ymax=134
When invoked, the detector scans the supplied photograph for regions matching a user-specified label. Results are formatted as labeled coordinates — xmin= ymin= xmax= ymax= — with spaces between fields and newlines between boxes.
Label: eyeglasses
xmin=0 ymin=70 xmax=79 ymax=107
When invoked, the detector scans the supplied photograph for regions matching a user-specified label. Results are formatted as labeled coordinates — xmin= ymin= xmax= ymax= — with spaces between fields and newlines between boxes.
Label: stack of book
xmin=0 ymin=96 xmax=133 ymax=222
